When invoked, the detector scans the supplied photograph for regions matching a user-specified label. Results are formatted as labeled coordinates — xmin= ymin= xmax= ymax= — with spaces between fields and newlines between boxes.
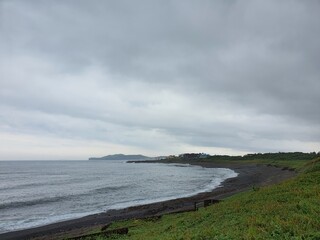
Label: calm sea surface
xmin=0 ymin=160 xmax=237 ymax=233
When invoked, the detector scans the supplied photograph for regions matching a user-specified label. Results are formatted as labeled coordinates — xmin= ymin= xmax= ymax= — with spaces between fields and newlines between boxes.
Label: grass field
xmin=77 ymin=153 xmax=320 ymax=240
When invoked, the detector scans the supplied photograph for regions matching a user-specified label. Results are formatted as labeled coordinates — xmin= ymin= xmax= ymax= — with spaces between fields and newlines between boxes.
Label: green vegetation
xmin=165 ymin=152 xmax=320 ymax=171
xmin=77 ymin=153 xmax=320 ymax=240
xmin=128 ymin=152 xmax=319 ymax=172
xmin=209 ymin=152 xmax=319 ymax=162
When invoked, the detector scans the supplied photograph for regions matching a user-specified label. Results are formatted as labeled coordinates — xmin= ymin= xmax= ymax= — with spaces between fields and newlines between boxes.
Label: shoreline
xmin=0 ymin=161 xmax=296 ymax=240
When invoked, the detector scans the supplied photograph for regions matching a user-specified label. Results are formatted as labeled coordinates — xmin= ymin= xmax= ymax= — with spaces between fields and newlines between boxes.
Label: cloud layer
xmin=1 ymin=0 xmax=319 ymax=159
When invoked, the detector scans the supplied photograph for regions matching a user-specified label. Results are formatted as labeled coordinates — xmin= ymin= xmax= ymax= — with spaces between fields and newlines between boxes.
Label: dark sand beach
xmin=0 ymin=161 xmax=296 ymax=240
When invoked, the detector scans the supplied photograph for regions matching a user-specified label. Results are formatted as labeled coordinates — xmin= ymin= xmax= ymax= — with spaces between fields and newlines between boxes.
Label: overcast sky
xmin=1 ymin=0 xmax=319 ymax=160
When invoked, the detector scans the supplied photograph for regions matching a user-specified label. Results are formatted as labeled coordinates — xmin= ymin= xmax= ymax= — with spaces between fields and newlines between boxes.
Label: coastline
xmin=0 ymin=161 xmax=296 ymax=240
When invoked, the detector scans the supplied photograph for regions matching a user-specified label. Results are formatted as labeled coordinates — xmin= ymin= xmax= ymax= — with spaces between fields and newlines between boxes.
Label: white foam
xmin=0 ymin=163 xmax=238 ymax=234
xmin=105 ymin=167 xmax=238 ymax=211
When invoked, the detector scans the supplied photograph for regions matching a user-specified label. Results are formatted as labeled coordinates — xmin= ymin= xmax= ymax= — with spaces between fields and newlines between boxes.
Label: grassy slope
xmin=82 ymin=155 xmax=320 ymax=240
xmin=163 ymin=152 xmax=319 ymax=170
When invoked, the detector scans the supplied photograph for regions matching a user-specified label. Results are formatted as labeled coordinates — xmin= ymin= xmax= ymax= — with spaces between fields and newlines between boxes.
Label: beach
xmin=0 ymin=161 xmax=296 ymax=240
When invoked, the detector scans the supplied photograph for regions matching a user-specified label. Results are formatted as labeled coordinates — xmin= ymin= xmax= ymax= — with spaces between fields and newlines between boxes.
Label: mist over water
xmin=0 ymin=160 xmax=237 ymax=233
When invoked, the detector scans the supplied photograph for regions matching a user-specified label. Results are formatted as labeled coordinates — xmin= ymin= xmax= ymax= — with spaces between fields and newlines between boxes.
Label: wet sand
xmin=0 ymin=161 xmax=296 ymax=240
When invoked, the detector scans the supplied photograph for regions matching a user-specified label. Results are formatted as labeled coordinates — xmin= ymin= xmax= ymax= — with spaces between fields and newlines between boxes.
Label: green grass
xmin=83 ymin=157 xmax=320 ymax=240
xmin=159 ymin=152 xmax=320 ymax=171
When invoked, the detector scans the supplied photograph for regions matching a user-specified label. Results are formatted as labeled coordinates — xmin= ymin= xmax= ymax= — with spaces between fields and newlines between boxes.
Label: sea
xmin=0 ymin=160 xmax=238 ymax=234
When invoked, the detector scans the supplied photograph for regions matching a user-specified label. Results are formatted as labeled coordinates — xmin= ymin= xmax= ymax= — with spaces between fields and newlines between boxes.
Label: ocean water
xmin=0 ymin=160 xmax=237 ymax=233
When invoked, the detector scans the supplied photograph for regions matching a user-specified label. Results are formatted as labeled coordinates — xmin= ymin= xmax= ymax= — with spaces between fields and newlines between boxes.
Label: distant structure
xmin=179 ymin=153 xmax=209 ymax=160
xmin=166 ymin=155 xmax=177 ymax=159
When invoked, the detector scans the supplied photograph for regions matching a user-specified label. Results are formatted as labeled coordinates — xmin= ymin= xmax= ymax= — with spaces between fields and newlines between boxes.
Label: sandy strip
xmin=0 ymin=161 xmax=296 ymax=240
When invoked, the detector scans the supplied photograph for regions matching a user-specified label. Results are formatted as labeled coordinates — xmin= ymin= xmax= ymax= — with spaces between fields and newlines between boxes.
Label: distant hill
xmin=89 ymin=154 xmax=152 ymax=161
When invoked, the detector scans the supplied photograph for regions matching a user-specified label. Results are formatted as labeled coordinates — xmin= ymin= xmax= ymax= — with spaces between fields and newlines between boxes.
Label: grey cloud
xmin=0 ymin=0 xmax=319 ymax=159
